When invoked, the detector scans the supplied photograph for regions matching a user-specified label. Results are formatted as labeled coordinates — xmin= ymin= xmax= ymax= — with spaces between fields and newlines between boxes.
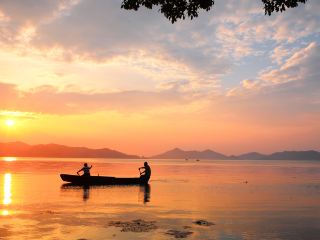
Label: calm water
xmin=0 ymin=158 xmax=319 ymax=240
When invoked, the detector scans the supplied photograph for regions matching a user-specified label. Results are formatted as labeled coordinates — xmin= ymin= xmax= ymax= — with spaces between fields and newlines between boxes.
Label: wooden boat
xmin=60 ymin=174 xmax=149 ymax=185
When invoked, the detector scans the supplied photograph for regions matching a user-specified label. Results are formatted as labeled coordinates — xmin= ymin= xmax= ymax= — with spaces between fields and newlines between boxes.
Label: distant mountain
xmin=236 ymin=150 xmax=320 ymax=160
xmin=0 ymin=142 xmax=139 ymax=159
xmin=1 ymin=142 xmax=319 ymax=160
xmin=264 ymin=151 xmax=320 ymax=160
xmin=236 ymin=152 xmax=268 ymax=160
xmin=152 ymin=147 xmax=228 ymax=160
xmin=153 ymin=148 xmax=320 ymax=160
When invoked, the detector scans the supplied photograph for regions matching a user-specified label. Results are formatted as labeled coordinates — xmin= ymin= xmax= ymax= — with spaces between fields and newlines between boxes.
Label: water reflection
xmin=2 ymin=173 xmax=12 ymax=216
xmin=139 ymin=184 xmax=151 ymax=204
xmin=61 ymin=184 xmax=151 ymax=204
xmin=1 ymin=209 xmax=9 ymax=216
xmin=83 ymin=186 xmax=90 ymax=201
xmin=2 ymin=157 xmax=17 ymax=162
xmin=3 ymin=173 xmax=12 ymax=205
xmin=0 ymin=159 xmax=319 ymax=240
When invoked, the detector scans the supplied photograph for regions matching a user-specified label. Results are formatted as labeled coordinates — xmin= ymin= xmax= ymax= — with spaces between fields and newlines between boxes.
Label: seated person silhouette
xmin=77 ymin=163 xmax=92 ymax=177
xmin=139 ymin=162 xmax=151 ymax=182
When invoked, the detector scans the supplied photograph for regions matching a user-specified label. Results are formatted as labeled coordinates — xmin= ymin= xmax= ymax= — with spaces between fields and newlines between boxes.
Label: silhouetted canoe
xmin=60 ymin=174 xmax=149 ymax=185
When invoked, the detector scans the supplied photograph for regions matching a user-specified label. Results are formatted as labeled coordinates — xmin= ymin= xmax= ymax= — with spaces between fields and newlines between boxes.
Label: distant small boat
xmin=60 ymin=174 xmax=149 ymax=185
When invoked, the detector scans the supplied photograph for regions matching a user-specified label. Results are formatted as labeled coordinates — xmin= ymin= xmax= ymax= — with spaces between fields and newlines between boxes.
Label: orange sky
xmin=0 ymin=1 xmax=319 ymax=155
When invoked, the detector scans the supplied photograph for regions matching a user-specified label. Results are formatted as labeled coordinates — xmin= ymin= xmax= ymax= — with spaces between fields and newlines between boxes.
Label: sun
xmin=5 ymin=119 xmax=15 ymax=127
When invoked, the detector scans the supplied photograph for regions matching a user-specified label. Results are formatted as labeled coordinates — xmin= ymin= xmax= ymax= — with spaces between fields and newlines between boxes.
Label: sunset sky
xmin=0 ymin=0 xmax=319 ymax=156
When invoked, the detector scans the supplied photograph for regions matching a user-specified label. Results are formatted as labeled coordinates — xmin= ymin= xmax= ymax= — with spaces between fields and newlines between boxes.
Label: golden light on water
xmin=2 ymin=157 xmax=17 ymax=162
xmin=3 ymin=173 xmax=12 ymax=205
xmin=1 ymin=210 xmax=9 ymax=216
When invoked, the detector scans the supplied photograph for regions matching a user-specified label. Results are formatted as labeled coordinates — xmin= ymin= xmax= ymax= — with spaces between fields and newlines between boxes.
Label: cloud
xmin=0 ymin=0 xmax=319 ymax=116
xmin=212 ymin=1 xmax=319 ymax=60
xmin=0 ymin=110 xmax=39 ymax=120
xmin=228 ymin=41 xmax=319 ymax=95
xmin=241 ymin=79 xmax=260 ymax=90
xmin=0 ymin=0 xmax=318 ymax=97
xmin=0 ymin=81 xmax=191 ymax=114
xmin=28 ymin=0 xmax=232 ymax=79
xmin=224 ymin=42 xmax=320 ymax=123
xmin=271 ymin=10 xmax=319 ymax=43
xmin=1 ymin=0 xmax=232 ymax=87
xmin=0 ymin=0 xmax=78 ymax=46
xmin=0 ymin=82 xmax=19 ymax=103
xmin=270 ymin=45 xmax=293 ymax=65
xmin=260 ymin=42 xmax=319 ymax=84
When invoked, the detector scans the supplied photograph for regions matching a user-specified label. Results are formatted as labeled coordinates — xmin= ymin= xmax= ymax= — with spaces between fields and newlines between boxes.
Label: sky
xmin=0 ymin=0 xmax=319 ymax=156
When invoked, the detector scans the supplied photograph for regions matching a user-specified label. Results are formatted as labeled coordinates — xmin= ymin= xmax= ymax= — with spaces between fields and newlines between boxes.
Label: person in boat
xmin=139 ymin=162 xmax=151 ymax=181
xmin=77 ymin=163 xmax=92 ymax=177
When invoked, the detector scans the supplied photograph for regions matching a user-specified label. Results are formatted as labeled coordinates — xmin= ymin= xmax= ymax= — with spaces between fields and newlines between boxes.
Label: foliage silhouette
xmin=121 ymin=0 xmax=307 ymax=23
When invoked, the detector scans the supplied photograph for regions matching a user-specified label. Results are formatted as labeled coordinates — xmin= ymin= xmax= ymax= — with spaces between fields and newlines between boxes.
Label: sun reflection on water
xmin=1 ymin=210 xmax=9 ymax=216
xmin=2 ymin=157 xmax=17 ymax=162
xmin=3 ymin=173 xmax=12 ymax=205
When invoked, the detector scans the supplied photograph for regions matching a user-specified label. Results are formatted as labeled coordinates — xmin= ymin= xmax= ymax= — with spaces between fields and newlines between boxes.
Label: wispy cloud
xmin=0 ymin=110 xmax=39 ymax=119
xmin=0 ymin=81 xmax=192 ymax=114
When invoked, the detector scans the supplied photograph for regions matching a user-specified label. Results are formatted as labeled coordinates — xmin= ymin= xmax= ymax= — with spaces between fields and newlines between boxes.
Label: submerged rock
xmin=109 ymin=219 xmax=157 ymax=232
xmin=193 ymin=220 xmax=215 ymax=226
xmin=166 ymin=229 xmax=193 ymax=238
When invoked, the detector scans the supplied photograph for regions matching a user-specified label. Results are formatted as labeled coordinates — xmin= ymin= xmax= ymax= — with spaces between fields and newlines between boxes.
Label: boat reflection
xmin=61 ymin=183 xmax=151 ymax=204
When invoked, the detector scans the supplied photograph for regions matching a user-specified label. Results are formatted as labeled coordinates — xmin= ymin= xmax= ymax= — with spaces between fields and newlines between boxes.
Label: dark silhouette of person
xmin=139 ymin=162 xmax=151 ymax=182
xmin=77 ymin=163 xmax=92 ymax=176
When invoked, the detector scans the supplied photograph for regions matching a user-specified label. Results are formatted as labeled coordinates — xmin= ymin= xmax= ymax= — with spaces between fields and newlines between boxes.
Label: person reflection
xmin=82 ymin=185 xmax=90 ymax=201
xmin=139 ymin=184 xmax=151 ymax=204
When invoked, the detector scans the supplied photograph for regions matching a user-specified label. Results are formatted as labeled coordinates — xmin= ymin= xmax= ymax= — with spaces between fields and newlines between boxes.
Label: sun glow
xmin=5 ymin=119 xmax=15 ymax=127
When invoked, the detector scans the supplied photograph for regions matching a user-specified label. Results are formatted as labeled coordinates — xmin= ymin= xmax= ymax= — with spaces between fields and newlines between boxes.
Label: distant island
xmin=152 ymin=148 xmax=229 ymax=160
xmin=152 ymin=148 xmax=320 ymax=160
xmin=0 ymin=142 xmax=319 ymax=160
xmin=0 ymin=142 xmax=139 ymax=159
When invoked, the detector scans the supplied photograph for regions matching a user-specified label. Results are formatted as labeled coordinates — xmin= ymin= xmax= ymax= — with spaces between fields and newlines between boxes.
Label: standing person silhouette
xmin=77 ymin=163 xmax=92 ymax=177
xmin=139 ymin=162 xmax=151 ymax=182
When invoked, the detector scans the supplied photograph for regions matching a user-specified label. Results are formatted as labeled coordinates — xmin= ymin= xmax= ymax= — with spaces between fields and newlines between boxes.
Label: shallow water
xmin=0 ymin=158 xmax=319 ymax=240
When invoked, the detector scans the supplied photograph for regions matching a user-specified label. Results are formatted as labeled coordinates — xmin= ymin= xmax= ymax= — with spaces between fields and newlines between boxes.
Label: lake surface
xmin=0 ymin=158 xmax=319 ymax=240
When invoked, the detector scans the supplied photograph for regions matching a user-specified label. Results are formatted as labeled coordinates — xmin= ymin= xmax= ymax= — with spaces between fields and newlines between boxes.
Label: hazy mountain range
xmin=0 ymin=142 xmax=320 ymax=160
xmin=153 ymin=148 xmax=320 ymax=160
xmin=152 ymin=148 xmax=229 ymax=160
xmin=0 ymin=142 xmax=139 ymax=159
